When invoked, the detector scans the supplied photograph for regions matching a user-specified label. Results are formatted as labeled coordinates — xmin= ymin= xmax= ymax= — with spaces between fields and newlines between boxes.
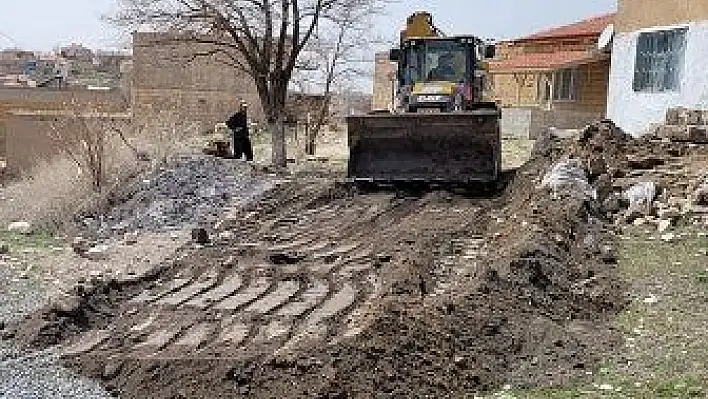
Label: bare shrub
xmin=0 ymin=108 xmax=199 ymax=234
xmin=0 ymin=154 xmax=92 ymax=233
xmin=132 ymin=107 xmax=201 ymax=167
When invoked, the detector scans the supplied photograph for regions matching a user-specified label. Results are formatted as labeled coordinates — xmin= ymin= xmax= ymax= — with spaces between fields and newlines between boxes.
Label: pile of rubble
xmin=538 ymin=119 xmax=708 ymax=236
xmin=654 ymin=106 xmax=708 ymax=143
xmin=71 ymin=154 xmax=271 ymax=247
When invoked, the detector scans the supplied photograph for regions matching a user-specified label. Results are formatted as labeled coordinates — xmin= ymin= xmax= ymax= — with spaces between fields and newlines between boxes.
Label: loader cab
xmin=390 ymin=36 xmax=492 ymax=112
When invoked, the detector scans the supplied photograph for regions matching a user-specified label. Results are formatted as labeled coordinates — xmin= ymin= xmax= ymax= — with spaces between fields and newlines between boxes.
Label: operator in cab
xmin=427 ymin=52 xmax=456 ymax=81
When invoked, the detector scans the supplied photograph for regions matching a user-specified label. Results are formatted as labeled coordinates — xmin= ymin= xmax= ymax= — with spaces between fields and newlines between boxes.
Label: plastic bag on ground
xmin=623 ymin=182 xmax=657 ymax=214
xmin=539 ymin=159 xmax=597 ymax=201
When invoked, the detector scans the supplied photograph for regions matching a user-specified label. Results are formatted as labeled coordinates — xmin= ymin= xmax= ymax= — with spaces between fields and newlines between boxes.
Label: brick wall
xmin=132 ymin=31 xmax=262 ymax=133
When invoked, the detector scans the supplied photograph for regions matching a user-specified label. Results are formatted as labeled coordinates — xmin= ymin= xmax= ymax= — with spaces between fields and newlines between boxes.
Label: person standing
xmin=226 ymin=101 xmax=254 ymax=161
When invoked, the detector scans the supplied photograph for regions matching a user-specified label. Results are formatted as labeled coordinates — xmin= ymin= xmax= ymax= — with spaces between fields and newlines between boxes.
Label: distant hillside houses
xmin=0 ymin=44 xmax=131 ymax=89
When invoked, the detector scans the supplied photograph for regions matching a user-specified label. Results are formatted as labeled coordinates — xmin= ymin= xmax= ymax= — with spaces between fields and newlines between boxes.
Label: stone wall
xmin=131 ymin=31 xmax=262 ymax=133
xmin=654 ymin=107 xmax=708 ymax=143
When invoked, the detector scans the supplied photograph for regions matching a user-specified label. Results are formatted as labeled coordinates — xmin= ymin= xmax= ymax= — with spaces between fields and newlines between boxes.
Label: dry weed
xmin=0 ymin=111 xmax=201 ymax=234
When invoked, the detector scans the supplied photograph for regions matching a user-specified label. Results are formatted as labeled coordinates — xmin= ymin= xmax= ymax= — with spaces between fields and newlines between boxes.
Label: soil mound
xmin=4 ymin=121 xmax=644 ymax=398
xmin=225 ymin=123 xmax=631 ymax=397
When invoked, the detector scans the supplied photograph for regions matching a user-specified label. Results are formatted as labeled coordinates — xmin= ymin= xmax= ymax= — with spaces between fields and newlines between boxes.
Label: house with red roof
xmin=488 ymin=13 xmax=614 ymax=137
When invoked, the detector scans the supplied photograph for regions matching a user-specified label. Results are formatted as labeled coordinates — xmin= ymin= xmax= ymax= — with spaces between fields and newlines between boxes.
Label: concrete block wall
xmin=500 ymin=106 xmax=603 ymax=139
xmin=372 ymin=52 xmax=396 ymax=111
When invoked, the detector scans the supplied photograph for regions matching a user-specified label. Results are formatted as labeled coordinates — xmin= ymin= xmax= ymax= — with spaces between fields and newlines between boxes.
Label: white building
xmin=607 ymin=0 xmax=708 ymax=136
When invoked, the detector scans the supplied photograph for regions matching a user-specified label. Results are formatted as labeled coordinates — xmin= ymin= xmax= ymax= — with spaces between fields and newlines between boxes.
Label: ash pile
xmin=73 ymin=155 xmax=270 ymax=243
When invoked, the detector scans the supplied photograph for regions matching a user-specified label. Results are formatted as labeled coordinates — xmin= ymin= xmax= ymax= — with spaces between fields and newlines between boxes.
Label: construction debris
xmin=654 ymin=107 xmax=708 ymax=143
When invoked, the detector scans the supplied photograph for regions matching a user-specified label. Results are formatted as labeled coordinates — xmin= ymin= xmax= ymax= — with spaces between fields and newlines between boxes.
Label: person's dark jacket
xmin=226 ymin=110 xmax=248 ymax=138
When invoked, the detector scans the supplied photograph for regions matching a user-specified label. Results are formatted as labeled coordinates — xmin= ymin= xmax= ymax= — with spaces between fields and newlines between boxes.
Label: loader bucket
xmin=346 ymin=110 xmax=501 ymax=183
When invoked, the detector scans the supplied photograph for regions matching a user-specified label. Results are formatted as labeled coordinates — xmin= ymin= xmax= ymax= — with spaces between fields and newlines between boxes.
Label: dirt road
xmin=4 ymin=124 xmax=639 ymax=397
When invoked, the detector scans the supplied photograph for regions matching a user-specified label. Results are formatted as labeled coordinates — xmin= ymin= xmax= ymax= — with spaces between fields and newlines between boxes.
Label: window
xmin=633 ymin=27 xmax=687 ymax=92
xmin=553 ymin=67 xmax=579 ymax=101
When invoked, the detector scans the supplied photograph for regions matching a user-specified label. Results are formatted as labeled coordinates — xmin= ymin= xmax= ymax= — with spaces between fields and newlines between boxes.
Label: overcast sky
xmin=0 ymin=0 xmax=616 ymax=52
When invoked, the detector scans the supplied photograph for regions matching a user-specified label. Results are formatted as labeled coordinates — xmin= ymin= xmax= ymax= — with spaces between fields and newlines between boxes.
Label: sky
xmin=0 ymin=0 xmax=616 ymax=52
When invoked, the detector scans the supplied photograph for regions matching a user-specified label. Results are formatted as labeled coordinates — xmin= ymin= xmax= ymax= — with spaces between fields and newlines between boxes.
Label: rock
xmin=218 ymin=231 xmax=235 ymax=241
xmin=657 ymin=219 xmax=672 ymax=233
xmin=124 ymin=231 xmax=139 ymax=245
xmin=52 ymin=295 xmax=82 ymax=314
xmin=693 ymin=182 xmax=708 ymax=206
xmin=661 ymin=233 xmax=676 ymax=242
xmin=85 ymin=245 xmax=110 ymax=261
xmin=111 ymin=221 xmax=130 ymax=234
xmin=89 ymin=270 xmax=103 ymax=280
xmin=7 ymin=221 xmax=31 ymax=235
xmin=103 ymin=361 xmax=123 ymax=379
xmin=657 ymin=207 xmax=681 ymax=221
xmin=71 ymin=236 xmax=92 ymax=255
xmin=587 ymin=155 xmax=607 ymax=178
xmin=602 ymin=193 xmax=623 ymax=214
xmin=688 ymin=125 xmax=708 ymax=143
xmin=191 ymin=228 xmax=210 ymax=244
xmin=0 ymin=242 xmax=9 ymax=254
xmin=627 ymin=155 xmax=665 ymax=170
xmin=593 ymin=173 xmax=613 ymax=202
xmin=643 ymin=295 xmax=659 ymax=304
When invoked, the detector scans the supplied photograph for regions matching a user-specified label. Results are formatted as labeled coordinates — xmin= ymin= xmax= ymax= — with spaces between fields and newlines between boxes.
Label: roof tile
xmin=517 ymin=13 xmax=615 ymax=42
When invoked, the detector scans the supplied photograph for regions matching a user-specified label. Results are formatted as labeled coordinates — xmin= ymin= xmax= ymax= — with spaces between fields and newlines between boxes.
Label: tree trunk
xmin=270 ymin=115 xmax=287 ymax=168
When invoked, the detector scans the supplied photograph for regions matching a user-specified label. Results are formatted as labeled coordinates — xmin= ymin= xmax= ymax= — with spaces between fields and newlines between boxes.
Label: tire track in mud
xmin=14 ymin=179 xmax=504 ymax=396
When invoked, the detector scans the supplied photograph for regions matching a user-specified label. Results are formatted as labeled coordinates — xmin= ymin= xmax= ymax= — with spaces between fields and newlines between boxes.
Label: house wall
xmin=554 ymin=59 xmax=610 ymax=114
xmin=501 ymin=107 xmax=603 ymax=139
xmin=132 ymin=32 xmax=262 ymax=133
xmin=492 ymin=73 xmax=539 ymax=107
xmin=492 ymin=59 xmax=608 ymax=114
xmin=617 ymin=0 xmax=708 ymax=33
xmin=607 ymin=20 xmax=708 ymax=136
xmin=372 ymin=52 xmax=397 ymax=111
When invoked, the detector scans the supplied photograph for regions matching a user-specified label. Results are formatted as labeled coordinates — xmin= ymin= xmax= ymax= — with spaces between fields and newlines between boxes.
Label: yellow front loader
xmin=347 ymin=11 xmax=502 ymax=184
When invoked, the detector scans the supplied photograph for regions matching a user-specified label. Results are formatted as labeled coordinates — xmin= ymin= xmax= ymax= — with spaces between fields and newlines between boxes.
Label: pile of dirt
xmin=4 ymin=120 xmax=653 ymax=398
xmin=73 ymin=154 xmax=268 ymax=241
xmin=220 ymin=124 xmax=628 ymax=397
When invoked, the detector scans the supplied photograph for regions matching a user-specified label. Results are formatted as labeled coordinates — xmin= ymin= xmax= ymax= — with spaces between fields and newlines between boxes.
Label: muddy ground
xmin=6 ymin=121 xmax=698 ymax=398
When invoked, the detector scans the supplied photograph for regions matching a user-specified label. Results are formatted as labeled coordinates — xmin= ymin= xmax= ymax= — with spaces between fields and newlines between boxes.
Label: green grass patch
xmin=0 ymin=230 xmax=58 ymax=251
xmin=492 ymin=226 xmax=708 ymax=398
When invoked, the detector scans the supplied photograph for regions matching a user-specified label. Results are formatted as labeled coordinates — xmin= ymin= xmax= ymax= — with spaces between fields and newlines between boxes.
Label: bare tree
xmin=294 ymin=0 xmax=385 ymax=143
xmin=47 ymin=97 xmax=117 ymax=192
xmin=109 ymin=0 xmax=386 ymax=168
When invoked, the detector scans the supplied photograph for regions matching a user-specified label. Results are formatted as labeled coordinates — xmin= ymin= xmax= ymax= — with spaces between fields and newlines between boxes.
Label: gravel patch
xmin=0 ymin=264 xmax=111 ymax=398
xmin=0 ymin=153 xmax=276 ymax=398
xmin=80 ymin=154 xmax=272 ymax=240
